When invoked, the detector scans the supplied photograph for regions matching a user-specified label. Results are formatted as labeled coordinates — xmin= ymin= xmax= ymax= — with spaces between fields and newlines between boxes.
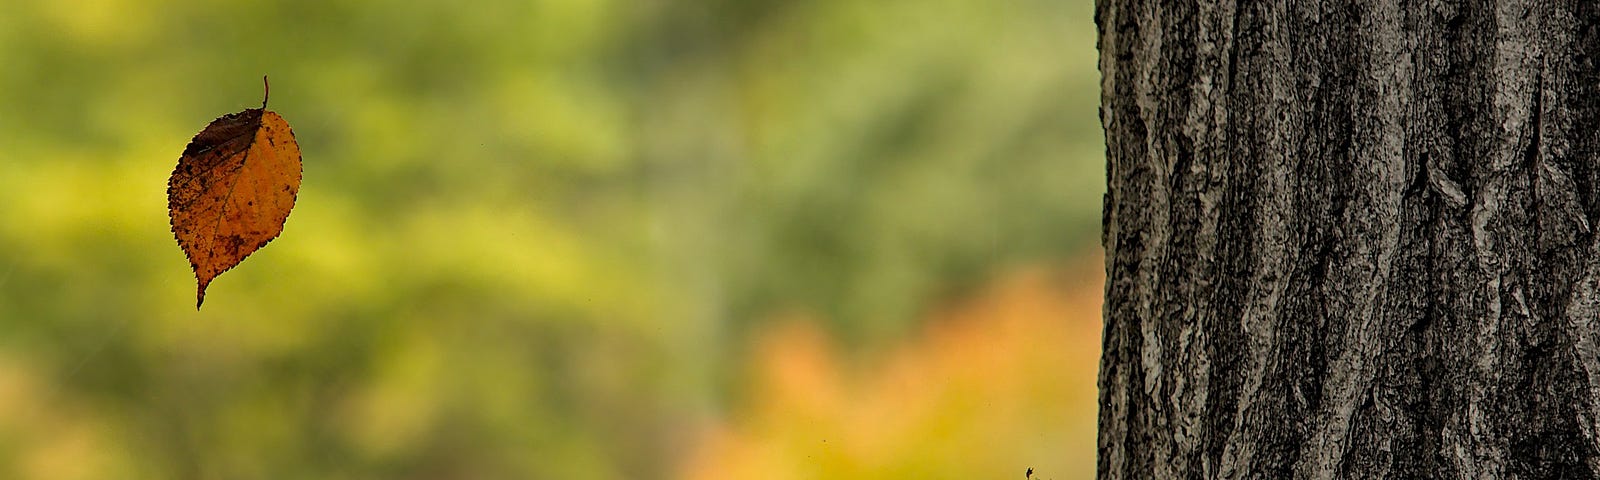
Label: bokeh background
xmin=0 ymin=0 xmax=1103 ymax=478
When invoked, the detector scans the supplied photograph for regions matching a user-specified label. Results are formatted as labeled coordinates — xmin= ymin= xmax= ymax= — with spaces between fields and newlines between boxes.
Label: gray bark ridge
xmin=1099 ymin=1 xmax=1600 ymax=479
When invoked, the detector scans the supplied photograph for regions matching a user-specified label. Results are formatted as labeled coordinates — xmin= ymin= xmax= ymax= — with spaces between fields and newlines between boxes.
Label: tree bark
xmin=1097 ymin=1 xmax=1600 ymax=479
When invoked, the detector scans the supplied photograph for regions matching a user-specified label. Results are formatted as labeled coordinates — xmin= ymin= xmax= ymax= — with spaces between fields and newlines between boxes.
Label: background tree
xmin=0 ymin=1 xmax=1100 ymax=479
xmin=1099 ymin=1 xmax=1600 ymax=478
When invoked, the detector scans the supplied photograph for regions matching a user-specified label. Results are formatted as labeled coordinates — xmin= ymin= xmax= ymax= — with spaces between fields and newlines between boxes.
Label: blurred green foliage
xmin=0 ymin=0 xmax=1102 ymax=478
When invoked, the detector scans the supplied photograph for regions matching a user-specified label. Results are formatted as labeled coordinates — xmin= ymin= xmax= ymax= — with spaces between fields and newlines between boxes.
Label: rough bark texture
xmin=1098 ymin=1 xmax=1600 ymax=479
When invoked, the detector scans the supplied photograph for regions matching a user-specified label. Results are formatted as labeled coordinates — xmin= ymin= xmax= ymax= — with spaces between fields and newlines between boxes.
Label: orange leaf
xmin=167 ymin=76 xmax=302 ymax=309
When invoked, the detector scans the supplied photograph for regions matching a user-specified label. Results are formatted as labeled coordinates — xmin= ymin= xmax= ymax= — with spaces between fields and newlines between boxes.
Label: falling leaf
xmin=168 ymin=76 xmax=302 ymax=309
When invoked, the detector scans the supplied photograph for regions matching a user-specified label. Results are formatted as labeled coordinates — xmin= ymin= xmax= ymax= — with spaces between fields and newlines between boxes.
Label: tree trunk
xmin=1097 ymin=1 xmax=1600 ymax=479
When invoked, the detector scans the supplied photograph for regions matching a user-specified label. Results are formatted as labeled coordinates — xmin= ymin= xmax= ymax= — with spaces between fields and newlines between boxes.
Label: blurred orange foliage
xmin=680 ymin=256 xmax=1105 ymax=480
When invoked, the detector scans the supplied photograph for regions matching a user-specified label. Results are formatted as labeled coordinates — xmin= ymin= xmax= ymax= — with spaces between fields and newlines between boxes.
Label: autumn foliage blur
xmin=681 ymin=259 xmax=1103 ymax=479
xmin=0 ymin=0 xmax=1101 ymax=478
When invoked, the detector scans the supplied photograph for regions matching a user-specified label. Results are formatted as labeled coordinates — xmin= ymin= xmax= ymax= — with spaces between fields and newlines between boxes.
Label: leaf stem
xmin=262 ymin=75 xmax=270 ymax=109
